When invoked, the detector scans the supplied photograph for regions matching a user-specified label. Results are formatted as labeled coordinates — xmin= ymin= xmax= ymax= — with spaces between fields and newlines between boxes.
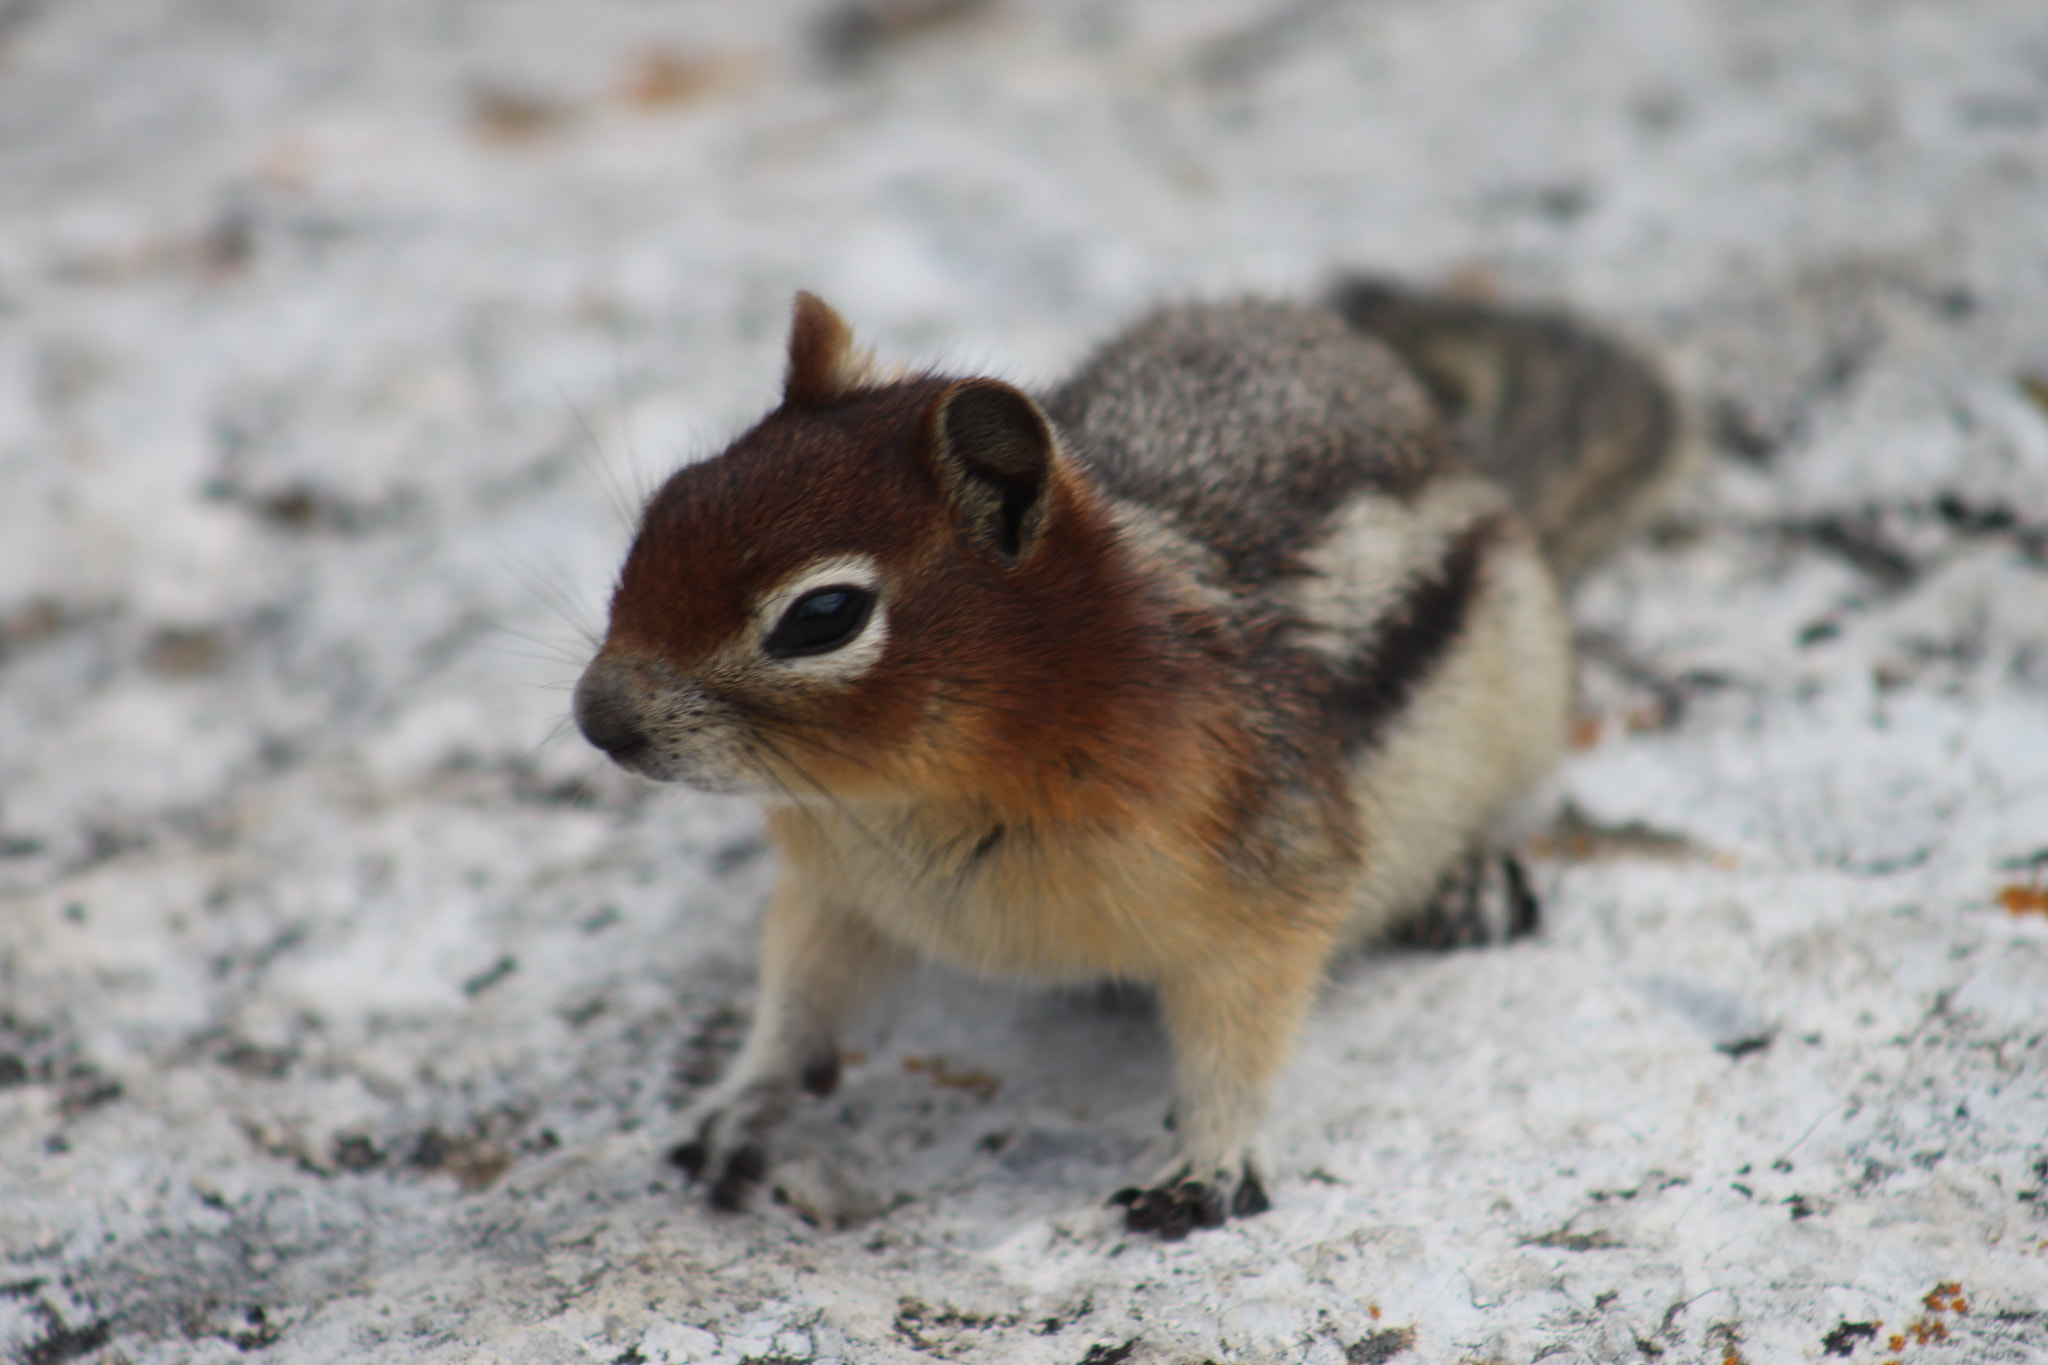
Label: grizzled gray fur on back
xmin=1039 ymin=300 xmax=1456 ymax=586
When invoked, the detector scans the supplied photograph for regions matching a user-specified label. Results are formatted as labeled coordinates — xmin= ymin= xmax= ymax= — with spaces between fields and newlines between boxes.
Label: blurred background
xmin=3 ymin=2 xmax=2046 ymax=1362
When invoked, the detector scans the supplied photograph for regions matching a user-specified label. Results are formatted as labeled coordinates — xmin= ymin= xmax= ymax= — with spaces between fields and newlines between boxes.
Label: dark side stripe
xmin=1333 ymin=515 xmax=1502 ymax=753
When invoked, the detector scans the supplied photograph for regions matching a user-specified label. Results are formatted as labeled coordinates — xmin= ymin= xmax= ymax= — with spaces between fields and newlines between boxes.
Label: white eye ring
xmin=751 ymin=555 xmax=890 ymax=681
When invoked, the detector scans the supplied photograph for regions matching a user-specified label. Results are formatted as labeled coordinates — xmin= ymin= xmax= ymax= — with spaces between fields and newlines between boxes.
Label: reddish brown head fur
xmin=580 ymin=293 xmax=1247 ymax=818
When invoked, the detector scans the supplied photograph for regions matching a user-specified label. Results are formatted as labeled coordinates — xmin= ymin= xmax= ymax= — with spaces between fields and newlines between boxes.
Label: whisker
xmin=612 ymin=341 xmax=660 ymax=509
xmin=558 ymin=380 xmax=646 ymax=536
xmin=491 ymin=544 xmax=604 ymax=651
xmin=482 ymin=631 xmax=595 ymax=669
xmin=746 ymin=726 xmax=929 ymax=882
xmin=521 ymin=712 xmax=587 ymax=766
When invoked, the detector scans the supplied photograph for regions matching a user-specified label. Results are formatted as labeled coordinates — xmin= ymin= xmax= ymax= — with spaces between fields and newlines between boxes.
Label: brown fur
xmin=783 ymin=289 xmax=879 ymax=407
xmin=575 ymin=286 xmax=1684 ymax=1234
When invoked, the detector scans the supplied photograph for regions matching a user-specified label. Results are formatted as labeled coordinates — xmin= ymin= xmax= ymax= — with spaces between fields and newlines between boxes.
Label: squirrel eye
xmin=763 ymin=585 xmax=876 ymax=659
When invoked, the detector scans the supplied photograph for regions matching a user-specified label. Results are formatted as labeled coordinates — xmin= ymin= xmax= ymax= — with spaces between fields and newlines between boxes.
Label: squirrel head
xmin=573 ymin=293 xmax=1169 ymax=808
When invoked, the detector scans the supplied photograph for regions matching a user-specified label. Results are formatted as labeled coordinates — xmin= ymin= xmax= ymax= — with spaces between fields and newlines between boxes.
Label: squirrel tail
xmin=1330 ymin=277 xmax=1693 ymax=581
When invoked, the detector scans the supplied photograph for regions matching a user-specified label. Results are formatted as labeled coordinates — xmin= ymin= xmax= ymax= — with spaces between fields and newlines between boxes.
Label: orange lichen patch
xmin=619 ymin=49 xmax=763 ymax=109
xmin=1565 ymin=706 xmax=1670 ymax=750
xmin=1998 ymin=884 xmax=2048 ymax=917
xmin=470 ymin=84 xmax=577 ymax=142
xmin=903 ymin=1055 xmax=1000 ymax=1101
xmin=1893 ymin=1317 xmax=1950 ymax=1347
xmin=1368 ymin=1303 xmax=1382 ymax=1320
xmin=1924 ymin=1282 xmax=1968 ymax=1315
xmin=1704 ymin=1322 xmax=1743 ymax=1365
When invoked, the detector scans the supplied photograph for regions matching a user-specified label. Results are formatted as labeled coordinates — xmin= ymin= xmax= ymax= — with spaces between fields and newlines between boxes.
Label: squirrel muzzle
xmin=572 ymin=650 xmax=757 ymax=793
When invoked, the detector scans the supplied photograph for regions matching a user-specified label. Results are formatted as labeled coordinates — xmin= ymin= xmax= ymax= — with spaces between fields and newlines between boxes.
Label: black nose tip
xmin=573 ymin=658 xmax=649 ymax=760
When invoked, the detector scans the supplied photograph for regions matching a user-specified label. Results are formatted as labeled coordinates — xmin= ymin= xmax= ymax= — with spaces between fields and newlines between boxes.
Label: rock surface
xmin=2 ymin=1 xmax=2046 ymax=1361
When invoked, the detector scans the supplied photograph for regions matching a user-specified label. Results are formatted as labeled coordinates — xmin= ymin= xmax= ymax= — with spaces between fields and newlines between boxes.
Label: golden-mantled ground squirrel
xmin=574 ymin=281 xmax=1683 ymax=1237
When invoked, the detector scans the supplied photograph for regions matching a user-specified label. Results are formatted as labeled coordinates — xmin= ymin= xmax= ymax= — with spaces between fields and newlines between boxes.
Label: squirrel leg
xmin=1112 ymin=936 xmax=1328 ymax=1237
xmin=669 ymin=876 xmax=906 ymax=1212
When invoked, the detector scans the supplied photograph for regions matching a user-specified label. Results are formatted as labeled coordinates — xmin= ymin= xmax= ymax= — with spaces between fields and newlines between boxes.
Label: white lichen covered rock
xmin=2 ymin=1 xmax=2046 ymax=1361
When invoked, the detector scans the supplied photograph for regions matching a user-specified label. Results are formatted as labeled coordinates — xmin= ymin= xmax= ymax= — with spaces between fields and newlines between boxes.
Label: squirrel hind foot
xmin=1391 ymin=850 xmax=1541 ymax=949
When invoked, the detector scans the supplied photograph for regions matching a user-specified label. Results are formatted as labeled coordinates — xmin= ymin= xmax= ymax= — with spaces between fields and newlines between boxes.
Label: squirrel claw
xmin=669 ymin=1121 xmax=769 ymax=1213
xmin=1113 ymin=1161 xmax=1269 ymax=1236
xmin=1231 ymin=1166 xmax=1271 ymax=1216
xmin=706 ymin=1143 xmax=767 ymax=1211
xmin=668 ymin=1139 xmax=710 ymax=1179
xmin=1116 ymin=1174 xmax=1233 ymax=1239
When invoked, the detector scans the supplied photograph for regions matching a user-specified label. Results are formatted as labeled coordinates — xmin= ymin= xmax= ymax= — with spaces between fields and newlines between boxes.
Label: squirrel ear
xmin=784 ymin=291 xmax=877 ymax=407
xmin=927 ymin=379 xmax=1058 ymax=564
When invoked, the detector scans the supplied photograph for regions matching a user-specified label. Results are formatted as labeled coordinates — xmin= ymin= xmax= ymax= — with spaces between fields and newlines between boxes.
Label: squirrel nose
xmin=573 ymin=656 xmax=651 ymax=760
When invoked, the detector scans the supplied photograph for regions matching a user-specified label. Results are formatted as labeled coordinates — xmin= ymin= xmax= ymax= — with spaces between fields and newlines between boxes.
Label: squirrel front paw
xmin=1109 ymin=1159 xmax=1271 ymax=1239
xmin=668 ymin=1107 xmax=775 ymax=1212
xmin=666 ymin=1045 xmax=841 ymax=1212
